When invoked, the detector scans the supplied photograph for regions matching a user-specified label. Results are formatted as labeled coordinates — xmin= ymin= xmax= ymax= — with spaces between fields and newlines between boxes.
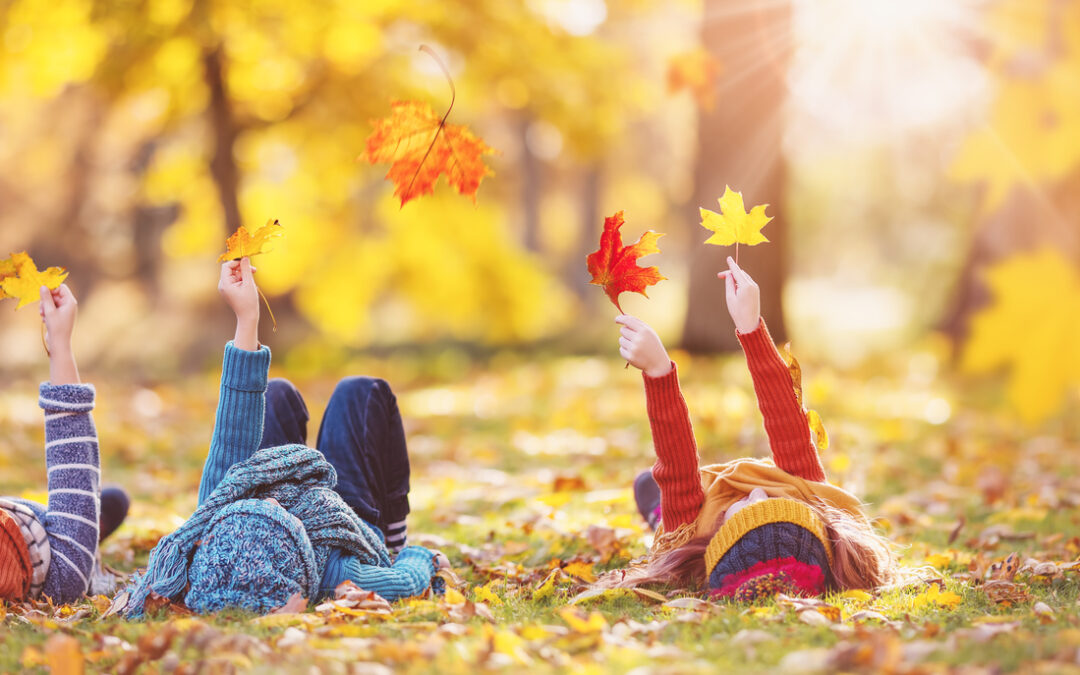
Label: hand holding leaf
xmin=218 ymin=219 xmax=284 ymax=262
xmin=0 ymin=252 xmax=68 ymax=309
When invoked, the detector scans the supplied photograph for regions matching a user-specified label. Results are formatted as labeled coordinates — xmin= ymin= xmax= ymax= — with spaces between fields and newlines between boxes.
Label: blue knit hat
xmin=184 ymin=499 xmax=318 ymax=614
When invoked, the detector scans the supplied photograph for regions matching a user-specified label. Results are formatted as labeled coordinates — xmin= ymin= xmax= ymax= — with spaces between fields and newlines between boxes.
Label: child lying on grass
xmin=0 ymin=285 xmax=128 ymax=604
xmin=122 ymin=258 xmax=447 ymax=617
xmin=600 ymin=257 xmax=894 ymax=601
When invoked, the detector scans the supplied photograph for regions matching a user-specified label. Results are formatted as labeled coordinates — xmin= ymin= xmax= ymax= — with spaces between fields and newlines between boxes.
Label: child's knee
xmin=333 ymin=376 xmax=395 ymax=406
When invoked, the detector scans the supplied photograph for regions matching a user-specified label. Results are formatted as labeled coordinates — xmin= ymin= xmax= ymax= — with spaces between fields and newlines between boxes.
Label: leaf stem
xmin=404 ymin=45 xmax=457 ymax=203
xmin=41 ymin=322 xmax=50 ymax=357
xmin=258 ymin=287 xmax=277 ymax=333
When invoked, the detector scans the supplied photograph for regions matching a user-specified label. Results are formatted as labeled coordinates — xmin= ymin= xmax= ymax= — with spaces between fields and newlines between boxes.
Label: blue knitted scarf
xmin=124 ymin=444 xmax=390 ymax=617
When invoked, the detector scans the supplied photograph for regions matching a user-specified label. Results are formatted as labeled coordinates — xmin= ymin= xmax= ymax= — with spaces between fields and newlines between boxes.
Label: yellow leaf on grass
xmin=839 ymin=589 xmax=874 ymax=602
xmin=925 ymin=553 xmax=953 ymax=569
xmin=699 ymin=186 xmax=771 ymax=247
xmin=218 ymin=219 xmax=285 ymax=262
xmin=444 ymin=588 xmax=467 ymax=605
xmin=562 ymin=561 xmax=596 ymax=583
xmin=558 ymin=606 xmax=608 ymax=634
xmin=962 ymin=249 xmax=1080 ymax=424
xmin=474 ymin=582 xmax=503 ymax=606
xmin=532 ymin=569 xmax=564 ymax=601
xmin=912 ymin=584 xmax=962 ymax=610
xmin=0 ymin=252 xmax=68 ymax=310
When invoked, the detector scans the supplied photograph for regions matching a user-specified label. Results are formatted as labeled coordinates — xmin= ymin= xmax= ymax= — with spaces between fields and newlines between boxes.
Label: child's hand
xmin=615 ymin=315 xmax=672 ymax=378
xmin=39 ymin=284 xmax=80 ymax=384
xmin=39 ymin=284 xmax=77 ymax=354
xmin=218 ymin=258 xmax=260 ymax=350
xmin=718 ymin=256 xmax=760 ymax=334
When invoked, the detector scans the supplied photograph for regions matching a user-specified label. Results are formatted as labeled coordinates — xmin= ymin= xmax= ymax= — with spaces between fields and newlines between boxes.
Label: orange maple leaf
xmin=667 ymin=49 xmax=722 ymax=110
xmin=586 ymin=211 xmax=665 ymax=312
xmin=218 ymin=219 xmax=285 ymax=263
xmin=363 ymin=100 xmax=494 ymax=207
xmin=0 ymin=252 xmax=68 ymax=309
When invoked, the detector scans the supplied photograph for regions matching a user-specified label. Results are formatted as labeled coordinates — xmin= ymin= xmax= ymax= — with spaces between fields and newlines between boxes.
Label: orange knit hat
xmin=0 ymin=509 xmax=32 ymax=601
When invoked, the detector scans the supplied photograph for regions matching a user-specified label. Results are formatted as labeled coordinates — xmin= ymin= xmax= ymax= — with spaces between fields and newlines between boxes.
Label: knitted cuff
xmin=643 ymin=361 xmax=686 ymax=423
xmin=222 ymin=342 xmax=272 ymax=392
xmin=38 ymin=383 xmax=95 ymax=413
xmin=736 ymin=319 xmax=777 ymax=367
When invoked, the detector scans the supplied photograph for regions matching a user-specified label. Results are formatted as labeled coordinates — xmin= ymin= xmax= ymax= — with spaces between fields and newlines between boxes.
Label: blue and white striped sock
xmin=384 ymin=519 xmax=407 ymax=555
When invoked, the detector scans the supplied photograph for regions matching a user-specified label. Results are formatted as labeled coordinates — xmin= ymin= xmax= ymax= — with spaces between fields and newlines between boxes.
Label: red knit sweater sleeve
xmin=737 ymin=319 xmax=826 ymax=482
xmin=643 ymin=362 xmax=705 ymax=530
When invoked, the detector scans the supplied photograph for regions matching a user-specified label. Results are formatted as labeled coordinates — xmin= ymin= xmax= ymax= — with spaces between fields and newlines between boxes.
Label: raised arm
xmin=197 ymin=259 xmax=270 ymax=504
xmin=38 ymin=285 xmax=99 ymax=603
xmin=617 ymin=315 xmax=704 ymax=530
xmin=721 ymin=258 xmax=825 ymax=482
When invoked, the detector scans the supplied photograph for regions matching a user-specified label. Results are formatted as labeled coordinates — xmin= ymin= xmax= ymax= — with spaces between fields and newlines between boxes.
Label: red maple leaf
xmin=363 ymin=101 xmax=494 ymax=207
xmin=586 ymin=211 xmax=665 ymax=312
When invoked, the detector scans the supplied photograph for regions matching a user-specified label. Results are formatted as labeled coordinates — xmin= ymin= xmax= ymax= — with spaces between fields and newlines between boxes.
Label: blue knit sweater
xmin=199 ymin=342 xmax=437 ymax=601
xmin=6 ymin=384 xmax=101 ymax=604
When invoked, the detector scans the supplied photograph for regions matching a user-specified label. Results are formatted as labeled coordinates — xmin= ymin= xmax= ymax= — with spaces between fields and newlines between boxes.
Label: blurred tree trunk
xmin=681 ymin=1 xmax=793 ymax=352
xmin=203 ymin=45 xmax=243 ymax=234
xmin=567 ymin=163 xmax=602 ymax=298
xmin=519 ymin=116 xmax=542 ymax=252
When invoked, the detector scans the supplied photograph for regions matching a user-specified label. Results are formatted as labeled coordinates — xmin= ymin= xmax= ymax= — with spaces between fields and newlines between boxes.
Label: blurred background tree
xmin=0 ymin=0 xmax=1077 ymax=424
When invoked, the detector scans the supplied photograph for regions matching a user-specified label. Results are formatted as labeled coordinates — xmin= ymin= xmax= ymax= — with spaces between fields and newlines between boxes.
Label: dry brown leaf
xmin=269 ymin=591 xmax=308 ymax=615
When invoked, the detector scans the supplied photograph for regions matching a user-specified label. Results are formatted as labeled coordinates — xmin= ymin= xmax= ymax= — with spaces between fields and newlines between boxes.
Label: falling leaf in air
xmin=218 ymin=219 xmax=285 ymax=262
xmin=667 ymin=48 xmax=722 ymax=110
xmin=0 ymin=252 xmax=68 ymax=309
xmin=586 ymin=211 xmax=665 ymax=312
xmin=364 ymin=101 xmax=495 ymax=207
xmin=700 ymin=186 xmax=772 ymax=252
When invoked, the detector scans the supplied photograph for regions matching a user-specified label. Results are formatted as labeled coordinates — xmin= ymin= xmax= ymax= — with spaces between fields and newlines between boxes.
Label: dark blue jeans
xmin=260 ymin=377 xmax=411 ymax=540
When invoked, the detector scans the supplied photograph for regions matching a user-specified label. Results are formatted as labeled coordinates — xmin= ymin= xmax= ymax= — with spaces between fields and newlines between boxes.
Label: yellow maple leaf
xmin=444 ymin=587 xmax=467 ymax=605
xmin=0 ymin=255 xmax=16 ymax=300
xmin=962 ymin=249 xmax=1080 ymax=424
xmin=557 ymin=606 xmax=608 ymax=634
xmin=0 ymin=252 xmax=69 ymax=309
xmin=806 ymin=410 xmax=829 ymax=451
xmin=699 ymin=186 xmax=771 ymax=247
xmin=218 ymin=219 xmax=285 ymax=262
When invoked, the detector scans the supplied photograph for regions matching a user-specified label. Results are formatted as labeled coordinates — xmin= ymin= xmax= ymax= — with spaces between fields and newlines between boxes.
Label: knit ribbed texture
xmin=704 ymin=498 xmax=832 ymax=575
xmin=643 ymin=362 xmax=706 ymax=531
xmin=198 ymin=342 xmax=272 ymax=505
xmin=0 ymin=498 xmax=49 ymax=597
xmin=0 ymin=510 xmax=31 ymax=600
xmin=36 ymin=383 xmax=100 ymax=604
xmin=643 ymin=320 xmax=827 ymax=534
xmin=320 ymin=545 xmax=437 ymax=601
xmin=707 ymin=523 xmax=831 ymax=595
xmin=736 ymin=320 xmax=826 ymax=482
xmin=185 ymin=499 xmax=319 ymax=614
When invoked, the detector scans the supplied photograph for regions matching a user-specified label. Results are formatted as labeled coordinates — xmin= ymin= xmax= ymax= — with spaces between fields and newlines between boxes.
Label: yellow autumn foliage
xmin=962 ymin=249 xmax=1080 ymax=424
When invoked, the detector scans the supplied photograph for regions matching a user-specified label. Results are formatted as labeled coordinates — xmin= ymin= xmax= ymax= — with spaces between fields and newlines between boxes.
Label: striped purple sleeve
xmin=39 ymin=383 xmax=100 ymax=603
